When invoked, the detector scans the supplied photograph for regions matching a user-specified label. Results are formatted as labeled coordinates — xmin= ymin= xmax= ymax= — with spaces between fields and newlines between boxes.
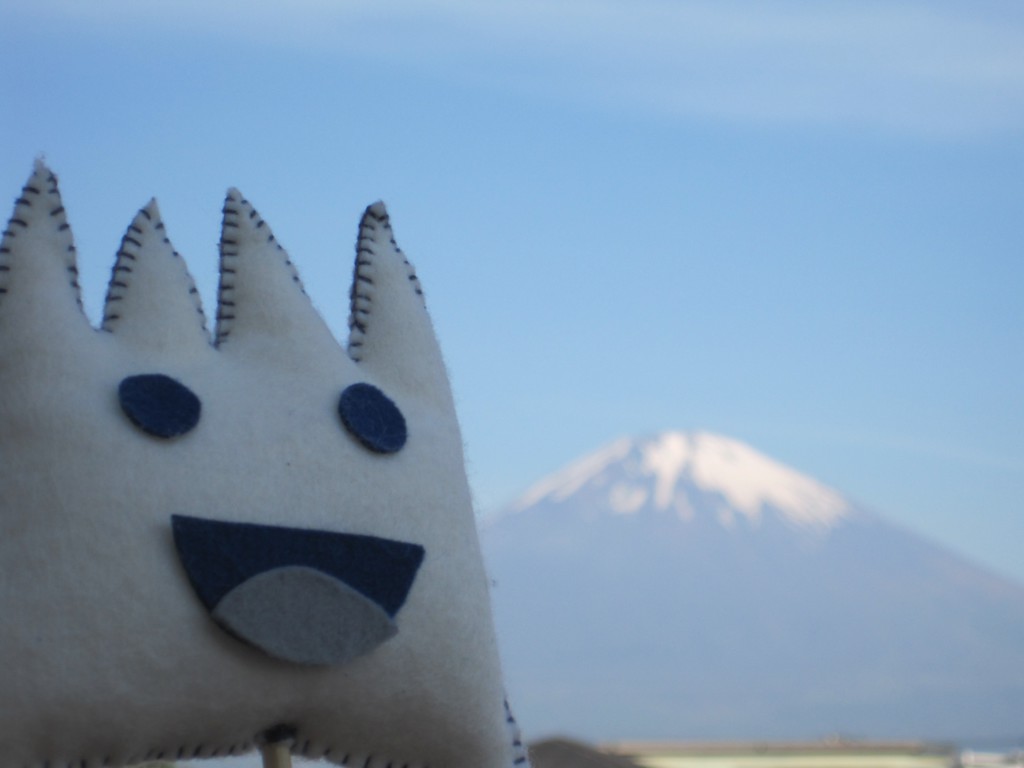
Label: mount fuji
xmin=481 ymin=431 xmax=1024 ymax=744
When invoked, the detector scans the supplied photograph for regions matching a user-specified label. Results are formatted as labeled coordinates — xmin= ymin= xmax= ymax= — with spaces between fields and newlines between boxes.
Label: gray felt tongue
xmin=212 ymin=566 xmax=398 ymax=666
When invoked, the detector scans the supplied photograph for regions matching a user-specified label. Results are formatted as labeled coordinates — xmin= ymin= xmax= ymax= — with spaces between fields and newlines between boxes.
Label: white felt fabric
xmin=0 ymin=162 xmax=528 ymax=768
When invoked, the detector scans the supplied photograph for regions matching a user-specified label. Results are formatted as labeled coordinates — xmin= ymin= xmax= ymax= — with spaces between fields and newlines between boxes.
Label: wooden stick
xmin=260 ymin=741 xmax=292 ymax=768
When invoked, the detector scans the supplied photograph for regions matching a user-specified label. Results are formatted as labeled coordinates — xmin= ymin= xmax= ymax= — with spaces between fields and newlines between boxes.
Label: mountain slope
xmin=483 ymin=432 xmax=1024 ymax=742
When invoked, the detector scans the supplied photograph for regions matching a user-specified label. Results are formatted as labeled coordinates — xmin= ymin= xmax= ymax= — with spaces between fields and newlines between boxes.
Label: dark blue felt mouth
xmin=171 ymin=514 xmax=425 ymax=666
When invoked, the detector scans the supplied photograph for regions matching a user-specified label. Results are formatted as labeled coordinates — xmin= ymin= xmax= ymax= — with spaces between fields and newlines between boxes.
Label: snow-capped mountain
xmin=505 ymin=431 xmax=852 ymax=531
xmin=482 ymin=431 xmax=1024 ymax=744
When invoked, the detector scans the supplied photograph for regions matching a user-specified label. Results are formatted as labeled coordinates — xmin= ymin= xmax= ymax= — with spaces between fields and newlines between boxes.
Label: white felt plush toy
xmin=0 ymin=161 xmax=529 ymax=768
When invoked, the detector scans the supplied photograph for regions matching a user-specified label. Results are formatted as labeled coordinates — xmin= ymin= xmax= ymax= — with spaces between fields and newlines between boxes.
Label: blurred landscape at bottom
xmin=158 ymin=737 xmax=1024 ymax=768
xmin=528 ymin=738 xmax=1024 ymax=768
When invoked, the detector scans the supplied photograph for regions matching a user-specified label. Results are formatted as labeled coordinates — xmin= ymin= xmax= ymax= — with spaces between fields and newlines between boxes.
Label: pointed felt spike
xmin=348 ymin=202 xmax=452 ymax=406
xmin=0 ymin=160 xmax=91 ymax=341
xmin=214 ymin=190 xmax=342 ymax=362
xmin=101 ymin=199 xmax=210 ymax=353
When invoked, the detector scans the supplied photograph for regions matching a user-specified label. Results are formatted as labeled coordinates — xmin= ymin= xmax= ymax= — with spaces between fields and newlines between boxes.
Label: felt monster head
xmin=0 ymin=161 xmax=529 ymax=768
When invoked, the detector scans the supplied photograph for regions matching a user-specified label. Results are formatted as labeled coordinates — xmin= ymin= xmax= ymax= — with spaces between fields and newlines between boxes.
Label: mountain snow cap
xmin=508 ymin=431 xmax=854 ymax=531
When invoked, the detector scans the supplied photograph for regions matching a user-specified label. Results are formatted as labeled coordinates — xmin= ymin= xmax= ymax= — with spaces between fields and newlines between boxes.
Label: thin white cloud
xmin=13 ymin=0 xmax=1024 ymax=138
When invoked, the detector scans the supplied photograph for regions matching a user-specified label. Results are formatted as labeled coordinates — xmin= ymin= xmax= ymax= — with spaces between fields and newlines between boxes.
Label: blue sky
xmin=2 ymin=1 xmax=1023 ymax=589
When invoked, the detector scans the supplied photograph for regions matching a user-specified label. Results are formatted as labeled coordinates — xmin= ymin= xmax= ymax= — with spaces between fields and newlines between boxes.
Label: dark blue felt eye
xmin=119 ymin=373 xmax=201 ymax=439
xmin=338 ymin=383 xmax=407 ymax=454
